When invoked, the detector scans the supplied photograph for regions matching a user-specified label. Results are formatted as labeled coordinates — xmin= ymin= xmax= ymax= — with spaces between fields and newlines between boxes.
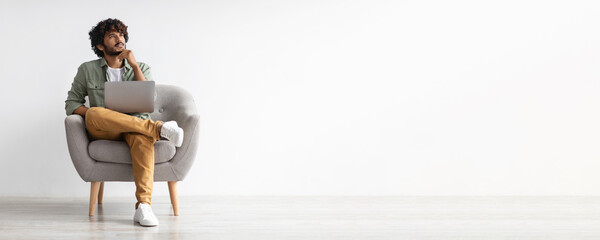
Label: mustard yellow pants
xmin=85 ymin=107 xmax=162 ymax=208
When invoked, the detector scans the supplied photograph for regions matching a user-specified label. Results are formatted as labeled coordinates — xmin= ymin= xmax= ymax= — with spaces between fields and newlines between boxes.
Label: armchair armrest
xmin=65 ymin=115 xmax=95 ymax=181
xmin=169 ymin=111 xmax=200 ymax=180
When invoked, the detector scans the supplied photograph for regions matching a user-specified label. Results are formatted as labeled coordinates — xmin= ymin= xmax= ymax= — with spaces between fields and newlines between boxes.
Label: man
xmin=65 ymin=18 xmax=183 ymax=227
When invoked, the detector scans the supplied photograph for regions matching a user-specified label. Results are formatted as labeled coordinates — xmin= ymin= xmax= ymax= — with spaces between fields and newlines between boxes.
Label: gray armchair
xmin=64 ymin=84 xmax=200 ymax=216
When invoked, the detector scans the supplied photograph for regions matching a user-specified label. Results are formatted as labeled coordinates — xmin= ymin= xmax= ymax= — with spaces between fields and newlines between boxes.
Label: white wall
xmin=1 ymin=0 xmax=599 ymax=197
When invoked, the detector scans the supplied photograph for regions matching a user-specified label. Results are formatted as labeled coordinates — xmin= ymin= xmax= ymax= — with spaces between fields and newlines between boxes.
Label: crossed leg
xmin=85 ymin=107 xmax=161 ymax=207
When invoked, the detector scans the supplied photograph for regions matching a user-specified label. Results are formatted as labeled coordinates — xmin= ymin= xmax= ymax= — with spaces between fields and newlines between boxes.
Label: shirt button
xmin=159 ymin=108 xmax=164 ymax=113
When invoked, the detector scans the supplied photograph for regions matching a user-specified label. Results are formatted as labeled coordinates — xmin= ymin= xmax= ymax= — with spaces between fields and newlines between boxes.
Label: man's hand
xmin=117 ymin=49 xmax=146 ymax=81
xmin=73 ymin=105 xmax=89 ymax=117
xmin=117 ymin=49 xmax=138 ymax=68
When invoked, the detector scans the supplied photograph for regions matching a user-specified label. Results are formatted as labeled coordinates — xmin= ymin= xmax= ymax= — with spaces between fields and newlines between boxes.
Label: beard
xmin=103 ymin=43 xmax=125 ymax=56
xmin=105 ymin=49 xmax=122 ymax=56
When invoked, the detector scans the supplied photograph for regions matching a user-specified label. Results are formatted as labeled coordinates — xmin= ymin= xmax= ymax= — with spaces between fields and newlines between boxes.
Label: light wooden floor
xmin=1 ymin=196 xmax=600 ymax=239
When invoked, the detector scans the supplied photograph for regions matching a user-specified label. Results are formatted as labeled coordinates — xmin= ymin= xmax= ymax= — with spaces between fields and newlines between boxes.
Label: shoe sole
xmin=134 ymin=220 xmax=158 ymax=227
xmin=174 ymin=129 xmax=184 ymax=147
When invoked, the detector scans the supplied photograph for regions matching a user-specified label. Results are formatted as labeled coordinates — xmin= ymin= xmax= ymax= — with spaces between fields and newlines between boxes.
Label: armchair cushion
xmin=89 ymin=140 xmax=176 ymax=164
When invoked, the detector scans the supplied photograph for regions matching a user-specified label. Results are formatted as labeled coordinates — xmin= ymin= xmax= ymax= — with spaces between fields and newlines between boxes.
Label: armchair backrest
xmin=150 ymin=84 xmax=197 ymax=122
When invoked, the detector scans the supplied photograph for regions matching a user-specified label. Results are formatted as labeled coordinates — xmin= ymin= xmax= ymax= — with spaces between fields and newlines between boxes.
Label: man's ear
xmin=96 ymin=44 xmax=104 ymax=51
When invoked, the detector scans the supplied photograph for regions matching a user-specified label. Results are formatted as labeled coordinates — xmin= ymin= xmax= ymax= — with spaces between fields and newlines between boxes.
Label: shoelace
xmin=140 ymin=206 xmax=154 ymax=219
xmin=162 ymin=124 xmax=174 ymax=139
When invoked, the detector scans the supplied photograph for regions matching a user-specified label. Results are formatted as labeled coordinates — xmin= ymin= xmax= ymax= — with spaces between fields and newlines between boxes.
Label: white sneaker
xmin=160 ymin=121 xmax=184 ymax=147
xmin=134 ymin=203 xmax=159 ymax=227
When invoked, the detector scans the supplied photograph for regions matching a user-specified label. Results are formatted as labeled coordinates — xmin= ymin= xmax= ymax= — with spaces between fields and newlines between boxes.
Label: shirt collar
xmin=100 ymin=57 xmax=131 ymax=70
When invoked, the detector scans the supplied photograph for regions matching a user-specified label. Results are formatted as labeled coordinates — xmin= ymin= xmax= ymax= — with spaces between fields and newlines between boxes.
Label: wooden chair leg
xmin=98 ymin=182 xmax=104 ymax=204
xmin=168 ymin=181 xmax=179 ymax=216
xmin=89 ymin=182 xmax=101 ymax=216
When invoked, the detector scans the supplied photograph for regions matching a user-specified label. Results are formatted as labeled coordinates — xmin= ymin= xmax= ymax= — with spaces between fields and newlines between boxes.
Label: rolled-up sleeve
xmin=140 ymin=63 xmax=153 ymax=82
xmin=65 ymin=65 xmax=87 ymax=116
xmin=140 ymin=63 xmax=157 ymax=101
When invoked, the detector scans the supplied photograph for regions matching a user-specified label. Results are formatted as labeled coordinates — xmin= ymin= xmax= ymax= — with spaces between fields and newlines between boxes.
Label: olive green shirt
xmin=65 ymin=58 xmax=153 ymax=120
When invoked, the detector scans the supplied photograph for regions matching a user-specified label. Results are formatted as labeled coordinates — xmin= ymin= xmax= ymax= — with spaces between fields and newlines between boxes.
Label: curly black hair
xmin=89 ymin=18 xmax=129 ymax=58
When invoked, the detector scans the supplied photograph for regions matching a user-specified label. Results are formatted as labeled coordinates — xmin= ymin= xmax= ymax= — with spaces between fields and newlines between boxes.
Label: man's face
xmin=98 ymin=30 xmax=126 ymax=57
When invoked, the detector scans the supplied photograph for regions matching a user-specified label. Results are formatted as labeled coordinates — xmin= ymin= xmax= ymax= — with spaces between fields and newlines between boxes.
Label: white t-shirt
xmin=107 ymin=66 xmax=124 ymax=82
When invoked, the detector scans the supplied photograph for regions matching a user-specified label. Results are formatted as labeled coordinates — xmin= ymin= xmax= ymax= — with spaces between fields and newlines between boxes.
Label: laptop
xmin=104 ymin=81 xmax=155 ymax=113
